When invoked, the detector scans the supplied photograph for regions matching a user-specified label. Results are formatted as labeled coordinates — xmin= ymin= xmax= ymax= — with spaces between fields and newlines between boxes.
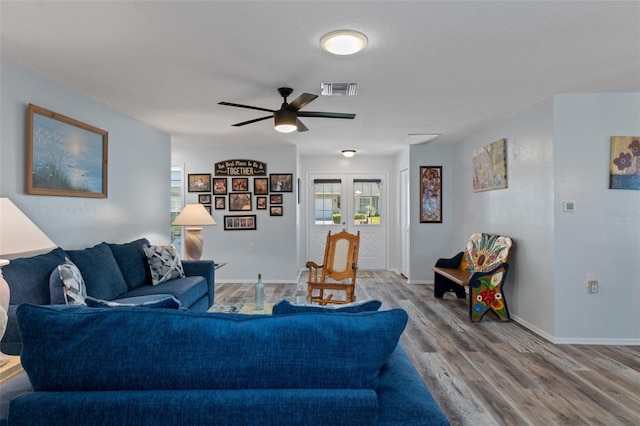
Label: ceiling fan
xmin=218 ymin=87 xmax=356 ymax=133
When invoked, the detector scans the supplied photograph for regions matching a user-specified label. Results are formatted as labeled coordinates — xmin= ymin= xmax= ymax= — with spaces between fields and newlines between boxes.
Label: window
xmin=313 ymin=179 xmax=341 ymax=224
xmin=353 ymin=179 xmax=381 ymax=225
xmin=170 ymin=166 xmax=183 ymax=251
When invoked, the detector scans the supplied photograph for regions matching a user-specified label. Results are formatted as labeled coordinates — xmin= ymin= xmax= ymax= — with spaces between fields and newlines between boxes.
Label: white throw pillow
xmin=143 ymin=244 xmax=185 ymax=285
xmin=57 ymin=257 xmax=87 ymax=305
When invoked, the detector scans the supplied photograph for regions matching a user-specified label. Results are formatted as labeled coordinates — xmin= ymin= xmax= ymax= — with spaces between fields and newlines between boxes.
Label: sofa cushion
xmin=108 ymin=238 xmax=152 ymax=290
xmin=85 ymin=295 xmax=181 ymax=310
xmin=56 ymin=258 xmax=87 ymax=305
xmin=18 ymin=304 xmax=408 ymax=392
xmin=117 ymin=276 xmax=207 ymax=308
xmin=143 ymin=244 xmax=185 ymax=285
xmin=2 ymin=247 xmax=67 ymax=305
xmin=66 ymin=243 xmax=128 ymax=301
xmin=272 ymin=299 xmax=382 ymax=315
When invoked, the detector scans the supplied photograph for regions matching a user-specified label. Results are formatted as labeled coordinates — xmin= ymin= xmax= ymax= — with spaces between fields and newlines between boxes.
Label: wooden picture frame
xmin=27 ymin=104 xmax=108 ymax=198
xmin=270 ymin=206 xmax=283 ymax=216
xmin=270 ymin=194 xmax=283 ymax=204
xmin=188 ymin=173 xmax=211 ymax=192
xmin=256 ymin=196 xmax=267 ymax=210
xmin=198 ymin=194 xmax=211 ymax=204
xmin=231 ymin=177 xmax=248 ymax=191
xmin=229 ymin=192 xmax=252 ymax=211
xmin=420 ymin=166 xmax=442 ymax=223
xmin=224 ymin=215 xmax=256 ymax=231
xmin=213 ymin=178 xmax=227 ymax=195
xmin=214 ymin=196 xmax=226 ymax=210
xmin=254 ymin=177 xmax=269 ymax=195
xmin=270 ymin=173 xmax=293 ymax=192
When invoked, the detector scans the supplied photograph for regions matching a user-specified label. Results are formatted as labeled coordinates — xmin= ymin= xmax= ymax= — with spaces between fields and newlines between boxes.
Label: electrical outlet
xmin=589 ymin=280 xmax=598 ymax=293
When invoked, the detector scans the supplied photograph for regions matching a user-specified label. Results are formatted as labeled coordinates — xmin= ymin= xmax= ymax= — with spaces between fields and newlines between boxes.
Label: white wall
xmin=452 ymin=93 xmax=639 ymax=344
xmin=553 ymin=94 xmax=640 ymax=343
xmin=171 ymin=136 xmax=299 ymax=283
xmin=409 ymin=142 xmax=456 ymax=283
xmin=1 ymin=57 xmax=171 ymax=249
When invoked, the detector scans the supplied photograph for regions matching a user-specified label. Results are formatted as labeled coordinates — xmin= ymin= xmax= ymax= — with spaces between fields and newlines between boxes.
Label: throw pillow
xmin=57 ymin=258 xmax=87 ymax=305
xmin=143 ymin=244 xmax=185 ymax=285
xmin=108 ymin=238 xmax=152 ymax=290
xmin=85 ymin=295 xmax=181 ymax=310
xmin=66 ymin=243 xmax=129 ymax=300
xmin=272 ymin=299 xmax=382 ymax=315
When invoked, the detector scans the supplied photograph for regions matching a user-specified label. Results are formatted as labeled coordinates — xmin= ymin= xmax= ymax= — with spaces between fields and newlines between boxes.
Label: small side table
xmin=0 ymin=356 xmax=23 ymax=385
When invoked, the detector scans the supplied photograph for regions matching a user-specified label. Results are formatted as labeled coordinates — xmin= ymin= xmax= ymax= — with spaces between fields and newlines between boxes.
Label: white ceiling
xmin=2 ymin=1 xmax=639 ymax=156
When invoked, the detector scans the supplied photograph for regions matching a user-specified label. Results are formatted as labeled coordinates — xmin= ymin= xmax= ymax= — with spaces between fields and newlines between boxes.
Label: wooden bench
xmin=432 ymin=233 xmax=514 ymax=322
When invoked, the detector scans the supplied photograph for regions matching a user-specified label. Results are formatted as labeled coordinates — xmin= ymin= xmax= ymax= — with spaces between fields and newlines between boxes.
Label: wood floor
xmin=215 ymin=271 xmax=640 ymax=426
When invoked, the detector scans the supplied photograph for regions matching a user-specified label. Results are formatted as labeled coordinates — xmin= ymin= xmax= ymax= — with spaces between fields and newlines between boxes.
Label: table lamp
xmin=171 ymin=203 xmax=216 ymax=260
xmin=0 ymin=197 xmax=57 ymax=365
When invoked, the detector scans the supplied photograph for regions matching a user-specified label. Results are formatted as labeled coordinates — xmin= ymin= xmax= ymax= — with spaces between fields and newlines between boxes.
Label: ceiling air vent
xmin=321 ymin=82 xmax=358 ymax=96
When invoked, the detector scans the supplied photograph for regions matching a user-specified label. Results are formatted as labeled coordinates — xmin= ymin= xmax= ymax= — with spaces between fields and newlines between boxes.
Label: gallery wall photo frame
xmin=188 ymin=173 xmax=211 ymax=192
xmin=420 ymin=166 xmax=442 ymax=223
xmin=231 ymin=177 xmax=248 ymax=191
xmin=229 ymin=192 xmax=252 ymax=211
xmin=224 ymin=215 xmax=257 ymax=231
xmin=198 ymin=194 xmax=212 ymax=204
xmin=213 ymin=178 xmax=227 ymax=195
xmin=270 ymin=206 xmax=283 ymax=216
xmin=27 ymin=103 xmax=108 ymax=198
xmin=270 ymin=173 xmax=293 ymax=192
xmin=270 ymin=194 xmax=283 ymax=204
xmin=254 ymin=177 xmax=269 ymax=195
xmin=214 ymin=196 xmax=226 ymax=210
xmin=256 ymin=196 xmax=267 ymax=210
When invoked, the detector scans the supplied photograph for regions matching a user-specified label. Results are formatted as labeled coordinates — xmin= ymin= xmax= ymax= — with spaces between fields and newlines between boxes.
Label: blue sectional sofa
xmin=6 ymin=304 xmax=449 ymax=426
xmin=0 ymin=238 xmax=215 ymax=355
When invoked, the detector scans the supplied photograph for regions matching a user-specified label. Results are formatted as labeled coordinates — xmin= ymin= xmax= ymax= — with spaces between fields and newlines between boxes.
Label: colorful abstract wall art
xmin=609 ymin=136 xmax=640 ymax=190
xmin=472 ymin=138 xmax=507 ymax=192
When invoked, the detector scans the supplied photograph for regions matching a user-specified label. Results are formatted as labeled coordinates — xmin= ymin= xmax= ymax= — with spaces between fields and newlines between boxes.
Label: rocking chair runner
xmin=306 ymin=230 xmax=360 ymax=305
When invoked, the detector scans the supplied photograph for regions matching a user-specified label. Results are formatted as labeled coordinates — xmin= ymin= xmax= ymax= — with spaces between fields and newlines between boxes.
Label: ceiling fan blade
xmin=297 ymin=111 xmax=356 ymax=119
xmin=219 ymin=102 xmax=275 ymax=114
xmin=231 ymin=115 xmax=273 ymax=127
xmin=284 ymin=93 xmax=318 ymax=112
xmin=296 ymin=118 xmax=309 ymax=132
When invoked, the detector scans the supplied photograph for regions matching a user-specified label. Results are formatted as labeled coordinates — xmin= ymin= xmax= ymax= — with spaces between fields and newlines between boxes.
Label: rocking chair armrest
xmin=306 ymin=261 xmax=324 ymax=270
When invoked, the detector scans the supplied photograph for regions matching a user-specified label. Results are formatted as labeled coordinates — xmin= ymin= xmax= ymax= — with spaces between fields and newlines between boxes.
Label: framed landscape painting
xmin=27 ymin=104 xmax=108 ymax=198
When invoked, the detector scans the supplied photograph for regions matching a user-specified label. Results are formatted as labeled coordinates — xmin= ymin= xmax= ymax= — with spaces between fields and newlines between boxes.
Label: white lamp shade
xmin=0 ymin=197 xmax=56 ymax=258
xmin=171 ymin=204 xmax=216 ymax=227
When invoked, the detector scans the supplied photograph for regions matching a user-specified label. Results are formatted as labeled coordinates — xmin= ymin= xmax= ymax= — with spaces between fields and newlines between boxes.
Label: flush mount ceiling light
xmin=320 ymin=30 xmax=368 ymax=55
xmin=342 ymin=149 xmax=356 ymax=158
xmin=274 ymin=110 xmax=297 ymax=133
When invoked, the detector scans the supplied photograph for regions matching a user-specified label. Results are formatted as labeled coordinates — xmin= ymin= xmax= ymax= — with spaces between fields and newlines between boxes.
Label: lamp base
xmin=0 ymin=260 xmax=10 ymax=366
xmin=184 ymin=227 xmax=204 ymax=260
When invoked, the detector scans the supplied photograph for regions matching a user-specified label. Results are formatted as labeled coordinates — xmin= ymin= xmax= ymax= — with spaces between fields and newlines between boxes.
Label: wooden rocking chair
xmin=306 ymin=230 xmax=360 ymax=305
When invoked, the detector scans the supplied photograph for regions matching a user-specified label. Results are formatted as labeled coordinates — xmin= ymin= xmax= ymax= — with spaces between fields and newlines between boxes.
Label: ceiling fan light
xmin=321 ymin=30 xmax=368 ymax=55
xmin=342 ymin=149 xmax=356 ymax=158
xmin=274 ymin=110 xmax=297 ymax=133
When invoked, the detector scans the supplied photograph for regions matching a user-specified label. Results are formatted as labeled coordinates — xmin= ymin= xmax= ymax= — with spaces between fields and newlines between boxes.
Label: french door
xmin=307 ymin=173 xmax=387 ymax=270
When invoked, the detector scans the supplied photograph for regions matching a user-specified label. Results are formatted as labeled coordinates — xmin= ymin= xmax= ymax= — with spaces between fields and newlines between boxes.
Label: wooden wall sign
xmin=215 ymin=159 xmax=266 ymax=176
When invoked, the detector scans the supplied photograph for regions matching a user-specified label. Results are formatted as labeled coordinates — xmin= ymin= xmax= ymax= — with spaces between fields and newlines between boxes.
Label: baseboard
xmin=407 ymin=279 xmax=433 ymax=285
xmin=512 ymin=314 xmax=640 ymax=345
xmin=216 ymin=279 xmax=299 ymax=284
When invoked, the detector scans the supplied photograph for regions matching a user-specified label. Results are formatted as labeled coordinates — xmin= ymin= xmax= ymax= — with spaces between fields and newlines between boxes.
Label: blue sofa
xmin=6 ymin=304 xmax=449 ymax=426
xmin=0 ymin=238 xmax=215 ymax=355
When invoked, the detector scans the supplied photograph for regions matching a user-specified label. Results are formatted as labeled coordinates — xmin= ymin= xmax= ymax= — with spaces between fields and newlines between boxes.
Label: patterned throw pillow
xmin=142 ymin=244 xmax=185 ymax=285
xmin=57 ymin=258 xmax=87 ymax=305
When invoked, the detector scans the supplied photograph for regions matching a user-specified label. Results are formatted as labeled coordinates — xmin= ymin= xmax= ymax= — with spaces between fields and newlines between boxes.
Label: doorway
xmin=307 ymin=173 xmax=387 ymax=270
